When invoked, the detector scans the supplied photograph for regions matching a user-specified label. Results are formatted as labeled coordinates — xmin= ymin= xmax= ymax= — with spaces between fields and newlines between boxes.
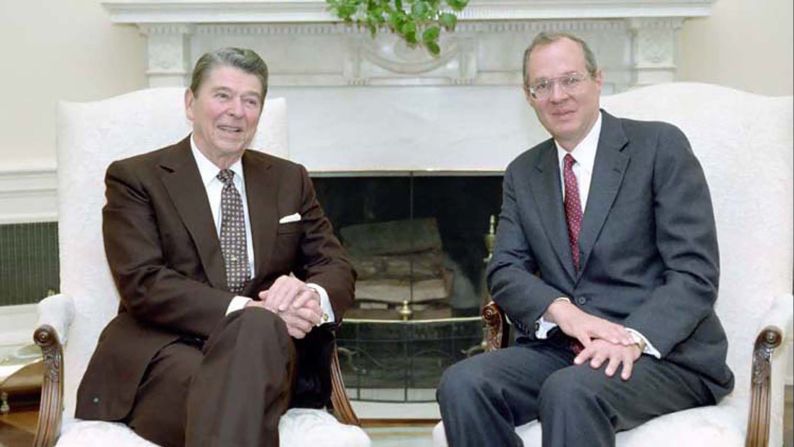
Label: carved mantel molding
xmin=104 ymin=0 xmax=714 ymax=23
xmin=98 ymin=0 xmax=717 ymax=174
xmin=103 ymin=0 xmax=715 ymax=88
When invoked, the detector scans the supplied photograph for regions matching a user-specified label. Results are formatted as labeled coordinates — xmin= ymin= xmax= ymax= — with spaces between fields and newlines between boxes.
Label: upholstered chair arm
xmin=330 ymin=344 xmax=360 ymax=426
xmin=745 ymin=293 xmax=793 ymax=447
xmin=33 ymin=293 xmax=75 ymax=447
xmin=482 ymin=301 xmax=510 ymax=351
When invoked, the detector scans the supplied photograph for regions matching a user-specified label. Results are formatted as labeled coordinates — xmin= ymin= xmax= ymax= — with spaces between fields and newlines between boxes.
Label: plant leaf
xmin=368 ymin=10 xmax=384 ymax=25
xmin=403 ymin=26 xmax=418 ymax=45
xmin=426 ymin=40 xmax=441 ymax=56
xmin=327 ymin=0 xmax=471 ymax=55
xmin=401 ymin=21 xmax=417 ymax=36
xmin=446 ymin=0 xmax=468 ymax=12
xmin=411 ymin=1 xmax=430 ymax=20
xmin=422 ymin=26 xmax=440 ymax=43
xmin=388 ymin=11 xmax=405 ymax=30
xmin=439 ymin=12 xmax=457 ymax=31
xmin=328 ymin=0 xmax=358 ymax=21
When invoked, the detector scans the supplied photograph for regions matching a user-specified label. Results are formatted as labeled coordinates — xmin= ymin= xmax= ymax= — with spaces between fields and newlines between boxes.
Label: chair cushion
xmin=58 ymin=418 xmax=157 ymax=447
xmin=57 ymin=409 xmax=370 ymax=447
xmin=611 ymin=402 xmax=745 ymax=447
xmin=433 ymin=397 xmax=746 ymax=447
xmin=279 ymin=408 xmax=371 ymax=447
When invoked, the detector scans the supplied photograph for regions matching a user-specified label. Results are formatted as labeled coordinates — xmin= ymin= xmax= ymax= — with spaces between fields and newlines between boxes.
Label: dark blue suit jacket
xmin=486 ymin=110 xmax=734 ymax=401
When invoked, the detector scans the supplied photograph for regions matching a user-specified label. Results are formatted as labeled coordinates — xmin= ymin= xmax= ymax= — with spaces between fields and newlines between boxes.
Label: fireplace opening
xmin=312 ymin=171 xmax=503 ymax=402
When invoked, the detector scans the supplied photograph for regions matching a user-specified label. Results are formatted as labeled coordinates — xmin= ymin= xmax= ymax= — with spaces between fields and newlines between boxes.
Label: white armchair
xmin=433 ymin=83 xmax=793 ymax=447
xmin=33 ymin=88 xmax=370 ymax=447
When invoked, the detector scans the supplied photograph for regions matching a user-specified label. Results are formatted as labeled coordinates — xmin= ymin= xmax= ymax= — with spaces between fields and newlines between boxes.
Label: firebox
xmin=312 ymin=171 xmax=503 ymax=403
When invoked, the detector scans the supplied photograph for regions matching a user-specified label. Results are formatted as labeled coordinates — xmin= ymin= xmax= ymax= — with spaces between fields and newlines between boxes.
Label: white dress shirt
xmin=190 ymin=137 xmax=335 ymax=323
xmin=533 ymin=113 xmax=659 ymax=357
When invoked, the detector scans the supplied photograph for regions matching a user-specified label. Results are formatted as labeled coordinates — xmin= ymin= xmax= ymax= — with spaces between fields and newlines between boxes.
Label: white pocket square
xmin=279 ymin=213 xmax=301 ymax=224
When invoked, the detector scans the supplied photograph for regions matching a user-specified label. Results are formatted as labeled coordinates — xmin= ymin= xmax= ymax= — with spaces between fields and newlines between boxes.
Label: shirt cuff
xmin=535 ymin=316 xmax=558 ymax=339
xmin=226 ymin=296 xmax=251 ymax=315
xmin=535 ymin=296 xmax=571 ymax=338
xmin=307 ymin=283 xmax=335 ymax=325
xmin=625 ymin=328 xmax=661 ymax=358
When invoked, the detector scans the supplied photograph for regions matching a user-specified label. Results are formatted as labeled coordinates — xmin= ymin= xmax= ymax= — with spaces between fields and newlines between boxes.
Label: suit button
xmin=576 ymin=296 xmax=587 ymax=305
xmin=93 ymin=397 xmax=100 ymax=404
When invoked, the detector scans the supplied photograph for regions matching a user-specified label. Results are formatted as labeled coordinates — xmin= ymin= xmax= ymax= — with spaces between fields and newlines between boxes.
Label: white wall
xmin=679 ymin=0 xmax=793 ymax=96
xmin=0 ymin=1 xmax=146 ymax=167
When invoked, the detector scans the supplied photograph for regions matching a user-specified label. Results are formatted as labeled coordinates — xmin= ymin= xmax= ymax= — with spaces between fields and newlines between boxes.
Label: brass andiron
xmin=462 ymin=215 xmax=497 ymax=357
xmin=398 ymin=300 xmax=413 ymax=321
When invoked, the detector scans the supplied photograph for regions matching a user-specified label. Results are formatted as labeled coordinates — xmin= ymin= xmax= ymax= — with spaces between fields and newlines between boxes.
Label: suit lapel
xmin=159 ymin=138 xmax=228 ymax=290
xmin=527 ymin=141 xmax=577 ymax=281
xmin=242 ymin=151 xmax=277 ymax=284
xmin=577 ymin=111 xmax=630 ymax=276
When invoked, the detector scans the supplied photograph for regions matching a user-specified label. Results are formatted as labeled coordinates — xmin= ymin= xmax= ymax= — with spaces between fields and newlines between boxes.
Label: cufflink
xmin=629 ymin=332 xmax=647 ymax=353
xmin=315 ymin=312 xmax=330 ymax=327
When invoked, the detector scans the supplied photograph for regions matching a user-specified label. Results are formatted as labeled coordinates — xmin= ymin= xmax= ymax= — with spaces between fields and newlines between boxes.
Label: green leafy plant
xmin=326 ymin=0 xmax=470 ymax=56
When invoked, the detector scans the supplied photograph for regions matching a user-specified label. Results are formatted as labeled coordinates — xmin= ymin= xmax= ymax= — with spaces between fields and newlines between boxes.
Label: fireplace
xmin=312 ymin=172 xmax=502 ymax=402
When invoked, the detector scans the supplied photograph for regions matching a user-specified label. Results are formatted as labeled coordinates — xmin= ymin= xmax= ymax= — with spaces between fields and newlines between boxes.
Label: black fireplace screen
xmin=312 ymin=172 xmax=503 ymax=402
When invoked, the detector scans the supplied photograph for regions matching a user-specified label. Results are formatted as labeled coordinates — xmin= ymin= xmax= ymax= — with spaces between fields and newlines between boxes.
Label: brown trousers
xmin=124 ymin=308 xmax=295 ymax=447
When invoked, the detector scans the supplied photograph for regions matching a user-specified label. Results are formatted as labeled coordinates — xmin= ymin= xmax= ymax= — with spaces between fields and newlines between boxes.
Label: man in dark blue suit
xmin=437 ymin=32 xmax=734 ymax=447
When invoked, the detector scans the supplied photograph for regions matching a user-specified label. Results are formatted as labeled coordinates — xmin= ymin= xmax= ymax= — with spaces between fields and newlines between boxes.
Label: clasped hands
xmin=245 ymin=275 xmax=322 ymax=339
xmin=546 ymin=300 xmax=643 ymax=380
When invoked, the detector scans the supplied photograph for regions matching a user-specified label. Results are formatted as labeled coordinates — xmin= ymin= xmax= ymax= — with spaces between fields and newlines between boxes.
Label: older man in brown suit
xmin=75 ymin=48 xmax=355 ymax=447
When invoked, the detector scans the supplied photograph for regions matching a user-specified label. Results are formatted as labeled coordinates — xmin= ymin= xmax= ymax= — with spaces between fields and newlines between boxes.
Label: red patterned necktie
xmin=563 ymin=154 xmax=583 ymax=271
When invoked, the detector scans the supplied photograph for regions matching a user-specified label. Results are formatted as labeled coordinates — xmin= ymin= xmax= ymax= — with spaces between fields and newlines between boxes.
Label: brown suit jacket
xmin=76 ymin=137 xmax=354 ymax=421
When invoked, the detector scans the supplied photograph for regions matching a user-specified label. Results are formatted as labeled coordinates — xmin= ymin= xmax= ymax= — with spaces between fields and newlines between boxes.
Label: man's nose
xmin=226 ymin=97 xmax=244 ymax=116
xmin=548 ymin=80 xmax=568 ymax=103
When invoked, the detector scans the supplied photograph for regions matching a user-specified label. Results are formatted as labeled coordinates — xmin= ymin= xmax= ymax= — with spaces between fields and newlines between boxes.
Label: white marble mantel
xmin=101 ymin=0 xmax=715 ymax=172
xmin=104 ymin=0 xmax=714 ymax=88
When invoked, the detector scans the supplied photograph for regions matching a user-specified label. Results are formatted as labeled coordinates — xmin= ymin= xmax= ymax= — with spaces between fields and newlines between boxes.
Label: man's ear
xmin=258 ymin=97 xmax=266 ymax=118
xmin=523 ymin=85 xmax=538 ymax=110
xmin=184 ymin=88 xmax=195 ymax=122
xmin=593 ymin=69 xmax=604 ymax=91
xmin=523 ymin=85 xmax=534 ymax=105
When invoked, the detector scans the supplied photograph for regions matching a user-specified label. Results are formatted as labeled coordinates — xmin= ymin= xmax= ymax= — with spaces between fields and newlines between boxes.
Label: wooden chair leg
xmin=32 ymin=324 xmax=64 ymax=447
xmin=745 ymin=326 xmax=784 ymax=447
xmin=330 ymin=344 xmax=360 ymax=426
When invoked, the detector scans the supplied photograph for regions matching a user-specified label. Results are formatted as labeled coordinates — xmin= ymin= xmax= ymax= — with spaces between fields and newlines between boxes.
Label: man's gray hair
xmin=522 ymin=32 xmax=599 ymax=88
xmin=189 ymin=47 xmax=269 ymax=98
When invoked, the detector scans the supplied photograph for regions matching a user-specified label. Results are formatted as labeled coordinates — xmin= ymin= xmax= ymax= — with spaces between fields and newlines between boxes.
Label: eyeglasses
xmin=527 ymin=72 xmax=591 ymax=100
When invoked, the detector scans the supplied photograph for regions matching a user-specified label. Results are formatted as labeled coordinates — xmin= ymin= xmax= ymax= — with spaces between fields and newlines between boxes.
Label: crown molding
xmin=103 ymin=0 xmax=715 ymax=24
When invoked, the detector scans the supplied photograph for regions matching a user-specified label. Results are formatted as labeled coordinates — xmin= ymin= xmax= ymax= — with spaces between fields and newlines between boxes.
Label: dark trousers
xmin=125 ymin=308 xmax=295 ymax=447
xmin=436 ymin=331 xmax=713 ymax=447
